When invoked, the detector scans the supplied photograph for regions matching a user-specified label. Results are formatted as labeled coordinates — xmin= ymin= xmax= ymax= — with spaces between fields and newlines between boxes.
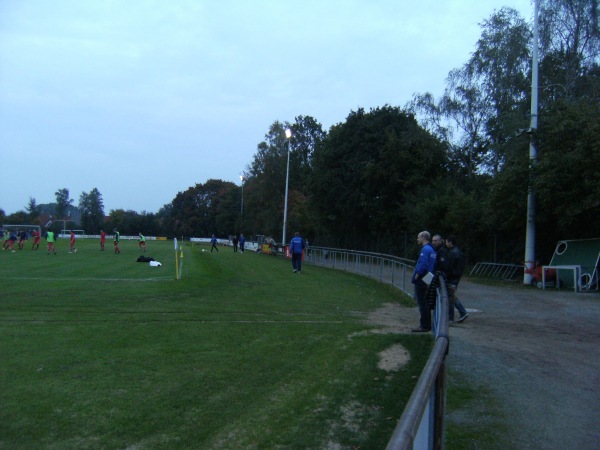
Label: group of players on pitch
xmin=2 ymin=228 xmax=147 ymax=255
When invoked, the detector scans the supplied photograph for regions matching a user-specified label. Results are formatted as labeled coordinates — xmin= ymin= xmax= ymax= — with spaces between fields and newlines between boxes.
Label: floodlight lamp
xmin=285 ymin=128 xmax=292 ymax=139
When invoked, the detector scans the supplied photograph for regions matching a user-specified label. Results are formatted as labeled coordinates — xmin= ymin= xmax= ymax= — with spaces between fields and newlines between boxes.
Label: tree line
xmin=2 ymin=1 xmax=598 ymax=264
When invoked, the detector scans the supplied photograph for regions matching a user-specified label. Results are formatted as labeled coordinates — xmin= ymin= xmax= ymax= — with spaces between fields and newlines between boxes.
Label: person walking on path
xmin=411 ymin=231 xmax=437 ymax=332
xmin=445 ymin=234 xmax=469 ymax=322
xmin=289 ymin=232 xmax=306 ymax=273
xmin=46 ymin=230 xmax=57 ymax=255
xmin=210 ymin=235 xmax=219 ymax=252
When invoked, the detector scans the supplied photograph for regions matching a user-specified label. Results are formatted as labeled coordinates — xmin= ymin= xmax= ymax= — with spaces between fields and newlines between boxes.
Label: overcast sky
xmin=0 ymin=0 xmax=533 ymax=216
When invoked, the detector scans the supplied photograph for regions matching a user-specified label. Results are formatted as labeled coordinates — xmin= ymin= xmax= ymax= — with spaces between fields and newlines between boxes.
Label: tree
xmin=79 ymin=188 xmax=105 ymax=233
xmin=25 ymin=197 xmax=41 ymax=223
xmin=310 ymin=106 xmax=446 ymax=252
xmin=168 ymin=179 xmax=238 ymax=238
xmin=539 ymin=0 xmax=600 ymax=101
xmin=534 ymin=98 xmax=600 ymax=253
xmin=409 ymin=8 xmax=531 ymax=178
xmin=242 ymin=116 xmax=326 ymax=242
xmin=54 ymin=188 xmax=73 ymax=220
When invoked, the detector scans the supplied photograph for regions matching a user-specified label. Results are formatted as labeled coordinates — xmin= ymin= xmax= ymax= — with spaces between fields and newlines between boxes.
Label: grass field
xmin=0 ymin=238 xmax=432 ymax=449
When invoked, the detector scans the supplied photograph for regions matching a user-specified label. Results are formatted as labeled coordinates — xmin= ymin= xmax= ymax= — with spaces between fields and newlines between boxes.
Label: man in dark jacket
xmin=445 ymin=235 xmax=469 ymax=322
xmin=411 ymin=231 xmax=437 ymax=332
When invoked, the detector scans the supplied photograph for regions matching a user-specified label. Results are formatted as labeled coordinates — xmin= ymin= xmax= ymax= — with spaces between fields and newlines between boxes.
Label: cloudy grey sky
xmin=0 ymin=0 xmax=532 ymax=216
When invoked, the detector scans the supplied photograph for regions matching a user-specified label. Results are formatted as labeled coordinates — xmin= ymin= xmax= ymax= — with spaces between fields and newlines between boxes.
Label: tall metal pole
xmin=282 ymin=129 xmax=292 ymax=246
xmin=524 ymin=0 xmax=539 ymax=285
xmin=240 ymin=175 xmax=244 ymax=215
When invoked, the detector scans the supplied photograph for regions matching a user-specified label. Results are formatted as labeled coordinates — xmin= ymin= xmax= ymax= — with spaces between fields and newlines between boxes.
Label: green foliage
xmin=54 ymin=188 xmax=73 ymax=220
xmin=168 ymin=179 xmax=238 ymax=238
xmin=242 ymin=117 xmax=326 ymax=241
xmin=25 ymin=197 xmax=41 ymax=223
xmin=79 ymin=188 xmax=105 ymax=233
xmin=535 ymin=99 xmax=600 ymax=242
xmin=310 ymin=106 xmax=446 ymax=251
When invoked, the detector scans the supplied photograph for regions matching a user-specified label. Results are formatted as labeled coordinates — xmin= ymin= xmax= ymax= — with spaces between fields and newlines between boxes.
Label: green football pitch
xmin=0 ymin=238 xmax=430 ymax=449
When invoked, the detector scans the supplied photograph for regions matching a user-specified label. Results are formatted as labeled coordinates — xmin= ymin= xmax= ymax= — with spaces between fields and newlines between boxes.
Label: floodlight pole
xmin=240 ymin=175 xmax=244 ymax=215
xmin=282 ymin=128 xmax=292 ymax=246
xmin=524 ymin=0 xmax=539 ymax=285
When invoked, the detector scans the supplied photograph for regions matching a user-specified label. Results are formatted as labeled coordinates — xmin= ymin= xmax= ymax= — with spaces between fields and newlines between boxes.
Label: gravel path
xmin=445 ymin=280 xmax=600 ymax=449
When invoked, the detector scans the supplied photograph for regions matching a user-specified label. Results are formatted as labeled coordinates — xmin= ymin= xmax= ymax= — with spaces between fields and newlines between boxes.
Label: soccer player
xmin=210 ymin=235 xmax=219 ymax=252
xmin=46 ymin=230 xmax=57 ymax=255
xmin=2 ymin=229 xmax=9 ymax=250
xmin=69 ymin=230 xmax=77 ymax=254
xmin=138 ymin=233 xmax=146 ymax=252
xmin=113 ymin=229 xmax=121 ymax=254
xmin=100 ymin=229 xmax=107 ymax=251
xmin=32 ymin=229 xmax=41 ymax=250
xmin=18 ymin=230 xmax=27 ymax=250
xmin=6 ymin=231 xmax=18 ymax=252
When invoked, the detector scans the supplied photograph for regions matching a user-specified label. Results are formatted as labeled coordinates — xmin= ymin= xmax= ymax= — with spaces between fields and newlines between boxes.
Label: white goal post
xmin=59 ymin=229 xmax=85 ymax=238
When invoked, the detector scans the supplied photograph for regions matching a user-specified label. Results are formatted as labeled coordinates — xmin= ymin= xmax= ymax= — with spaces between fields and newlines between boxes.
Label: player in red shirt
xmin=32 ymin=230 xmax=41 ymax=250
xmin=100 ymin=229 xmax=107 ymax=251
xmin=69 ymin=230 xmax=77 ymax=254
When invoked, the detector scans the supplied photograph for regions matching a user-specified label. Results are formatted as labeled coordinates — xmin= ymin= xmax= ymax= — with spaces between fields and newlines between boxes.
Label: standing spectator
xmin=446 ymin=235 xmax=469 ymax=323
xmin=290 ymin=231 xmax=306 ymax=273
xmin=113 ymin=229 xmax=121 ymax=254
xmin=210 ymin=235 xmax=219 ymax=252
xmin=46 ymin=230 xmax=57 ymax=255
xmin=138 ymin=233 xmax=146 ymax=252
xmin=232 ymin=234 xmax=239 ymax=252
xmin=100 ymin=229 xmax=107 ymax=251
xmin=69 ymin=230 xmax=77 ymax=254
xmin=239 ymin=234 xmax=246 ymax=253
xmin=431 ymin=234 xmax=447 ymax=274
xmin=32 ymin=229 xmax=41 ymax=250
xmin=411 ymin=231 xmax=437 ymax=332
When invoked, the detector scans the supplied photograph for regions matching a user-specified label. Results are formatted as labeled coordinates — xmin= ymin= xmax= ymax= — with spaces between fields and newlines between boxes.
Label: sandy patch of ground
xmin=377 ymin=343 xmax=410 ymax=372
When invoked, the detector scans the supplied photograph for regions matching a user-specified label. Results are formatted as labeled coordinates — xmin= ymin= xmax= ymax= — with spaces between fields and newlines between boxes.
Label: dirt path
xmin=445 ymin=280 xmax=600 ymax=449
xmin=366 ymin=279 xmax=600 ymax=448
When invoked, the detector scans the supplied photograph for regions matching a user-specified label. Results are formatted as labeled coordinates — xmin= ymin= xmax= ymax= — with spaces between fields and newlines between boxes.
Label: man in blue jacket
xmin=411 ymin=231 xmax=437 ymax=332
xmin=289 ymin=232 xmax=305 ymax=273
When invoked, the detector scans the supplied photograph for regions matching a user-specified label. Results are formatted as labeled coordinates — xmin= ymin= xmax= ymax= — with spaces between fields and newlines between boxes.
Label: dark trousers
xmin=292 ymin=252 xmax=302 ymax=271
xmin=414 ymin=282 xmax=431 ymax=329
